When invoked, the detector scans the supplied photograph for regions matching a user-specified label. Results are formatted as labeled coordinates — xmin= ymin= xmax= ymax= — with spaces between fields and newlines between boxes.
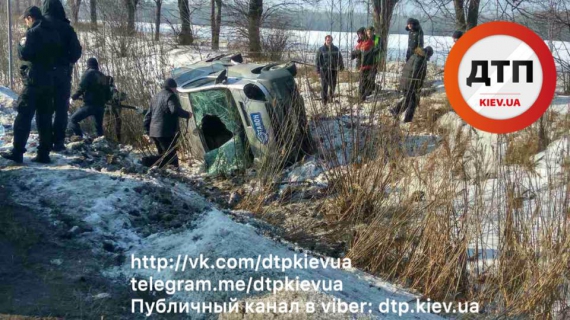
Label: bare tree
xmin=123 ymin=0 xmax=140 ymax=34
xmin=178 ymin=0 xmax=194 ymax=44
xmin=211 ymin=0 xmax=222 ymax=50
xmin=154 ymin=0 xmax=162 ymax=41
xmin=247 ymin=0 xmax=263 ymax=59
xmin=453 ymin=0 xmax=481 ymax=31
xmin=226 ymin=0 xmax=299 ymax=60
xmin=90 ymin=0 xmax=97 ymax=30
xmin=69 ymin=0 xmax=82 ymax=24
xmin=372 ymin=0 xmax=399 ymax=70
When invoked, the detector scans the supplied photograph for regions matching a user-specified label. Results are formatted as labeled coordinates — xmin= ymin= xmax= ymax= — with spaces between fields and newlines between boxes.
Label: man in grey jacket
xmin=143 ymin=78 xmax=192 ymax=168
xmin=316 ymin=35 xmax=344 ymax=104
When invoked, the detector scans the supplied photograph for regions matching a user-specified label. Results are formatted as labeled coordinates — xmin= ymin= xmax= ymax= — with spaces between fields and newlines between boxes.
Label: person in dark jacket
xmin=42 ymin=0 xmax=82 ymax=151
xmin=316 ymin=35 xmax=344 ymax=104
xmin=366 ymin=26 xmax=382 ymax=66
xmin=391 ymin=46 xmax=433 ymax=122
xmin=68 ymin=58 xmax=111 ymax=138
xmin=452 ymin=30 xmax=463 ymax=43
xmin=405 ymin=18 xmax=424 ymax=61
xmin=1 ymin=6 xmax=61 ymax=164
xmin=366 ymin=26 xmax=382 ymax=92
xmin=143 ymin=78 xmax=192 ymax=168
xmin=351 ymin=27 xmax=376 ymax=102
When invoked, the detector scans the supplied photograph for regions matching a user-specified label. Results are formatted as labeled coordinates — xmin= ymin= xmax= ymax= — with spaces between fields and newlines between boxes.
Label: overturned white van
xmin=172 ymin=54 xmax=312 ymax=174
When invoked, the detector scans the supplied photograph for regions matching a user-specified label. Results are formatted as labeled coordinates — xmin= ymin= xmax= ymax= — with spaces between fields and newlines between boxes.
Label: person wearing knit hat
xmin=366 ymin=25 xmax=382 ymax=91
xmin=452 ymin=30 xmax=463 ymax=42
xmin=43 ymin=0 xmax=83 ymax=152
xmin=405 ymin=18 xmax=424 ymax=61
xmin=143 ymin=78 xmax=192 ymax=168
xmin=68 ymin=57 xmax=113 ymax=139
xmin=351 ymin=27 xmax=376 ymax=101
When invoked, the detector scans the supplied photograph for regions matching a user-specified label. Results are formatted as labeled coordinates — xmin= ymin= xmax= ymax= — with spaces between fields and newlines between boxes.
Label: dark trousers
xmin=52 ymin=66 xmax=72 ymax=146
xmin=68 ymin=105 xmax=105 ymax=137
xmin=391 ymin=89 xmax=420 ymax=122
xmin=152 ymin=136 xmax=179 ymax=168
xmin=359 ymin=69 xmax=376 ymax=101
xmin=12 ymin=85 xmax=55 ymax=156
xmin=320 ymin=70 xmax=338 ymax=103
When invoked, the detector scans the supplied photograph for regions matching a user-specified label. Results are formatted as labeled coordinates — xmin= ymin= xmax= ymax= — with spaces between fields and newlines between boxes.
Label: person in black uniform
xmin=143 ymin=78 xmax=192 ymax=168
xmin=68 ymin=57 xmax=111 ymax=138
xmin=42 ymin=0 xmax=82 ymax=152
xmin=1 ymin=6 xmax=61 ymax=164
xmin=405 ymin=18 xmax=424 ymax=61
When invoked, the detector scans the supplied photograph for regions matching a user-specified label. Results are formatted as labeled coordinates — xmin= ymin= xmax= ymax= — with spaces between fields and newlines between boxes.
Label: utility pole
xmin=8 ymin=0 xmax=14 ymax=89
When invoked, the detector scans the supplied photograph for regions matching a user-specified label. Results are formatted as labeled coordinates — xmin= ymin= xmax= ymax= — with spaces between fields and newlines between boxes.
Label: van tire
xmin=261 ymin=62 xmax=297 ymax=77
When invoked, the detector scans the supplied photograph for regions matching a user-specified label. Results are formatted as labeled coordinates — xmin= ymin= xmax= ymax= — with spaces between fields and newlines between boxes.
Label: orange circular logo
xmin=444 ymin=21 xmax=556 ymax=133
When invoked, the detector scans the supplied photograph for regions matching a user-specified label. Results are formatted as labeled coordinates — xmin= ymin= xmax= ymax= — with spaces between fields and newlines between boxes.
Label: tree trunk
xmin=211 ymin=0 xmax=222 ymax=50
xmin=372 ymin=0 xmax=398 ymax=71
xmin=154 ymin=0 xmax=162 ymax=41
xmin=211 ymin=0 xmax=216 ymax=49
xmin=248 ymin=0 xmax=263 ymax=60
xmin=453 ymin=0 xmax=467 ymax=31
xmin=466 ymin=0 xmax=480 ymax=30
xmin=70 ymin=0 xmax=82 ymax=24
xmin=90 ymin=0 xmax=97 ymax=30
xmin=178 ymin=0 xmax=194 ymax=45
xmin=124 ymin=0 xmax=138 ymax=35
xmin=216 ymin=0 xmax=222 ymax=47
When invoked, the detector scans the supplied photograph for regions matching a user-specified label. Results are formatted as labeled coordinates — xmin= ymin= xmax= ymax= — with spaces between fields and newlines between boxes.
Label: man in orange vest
xmin=351 ymin=27 xmax=375 ymax=102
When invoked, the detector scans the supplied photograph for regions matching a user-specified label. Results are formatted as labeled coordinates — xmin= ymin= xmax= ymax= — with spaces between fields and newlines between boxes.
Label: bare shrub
xmin=261 ymin=28 xmax=292 ymax=61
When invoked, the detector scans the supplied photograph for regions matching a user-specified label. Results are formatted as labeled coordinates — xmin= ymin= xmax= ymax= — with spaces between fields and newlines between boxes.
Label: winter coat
xmin=399 ymin=47 xmax=428 ymax=92
xmin=144 ymin=88 xmax=191 ymax=138
xmin=71 ymin=67 xmax=110 ymax=107
xmin=18 ymin=18 xmax=62 ymax=86
xmin=405 ymin=19 xmax=424 ymax=61
xmin=350 ymin=38 xmax=375 ymax=71
xmin=315 ymin=44 xmax=344 ymax=73
xmin=42 ymin=0 xmax=82 ymax=67
xmin=371 ymin=35 xmax=382 ymax=65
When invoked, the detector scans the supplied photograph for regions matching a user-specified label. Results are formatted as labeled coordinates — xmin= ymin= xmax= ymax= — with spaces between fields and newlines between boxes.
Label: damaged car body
xmin=172 ymin=54 xmax=312 ymax=175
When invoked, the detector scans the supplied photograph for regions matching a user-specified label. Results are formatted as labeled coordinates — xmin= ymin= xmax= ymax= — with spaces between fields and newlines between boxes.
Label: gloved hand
xmin=71 ymin=93 xmax=80 ymax=101
xmin=19 ymin=37 xmax=26 ymax=46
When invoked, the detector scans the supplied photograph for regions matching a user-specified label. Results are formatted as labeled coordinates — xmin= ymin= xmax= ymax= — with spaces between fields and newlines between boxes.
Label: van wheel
xmin=261 ymin=62 xmax=297 ymax=77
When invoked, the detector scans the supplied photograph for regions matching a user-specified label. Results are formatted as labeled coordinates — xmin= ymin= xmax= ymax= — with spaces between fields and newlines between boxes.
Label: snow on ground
xmin=0 ymin=88 xmax=441 ymax=319
xmin=0 ymin=86 xmax=18 ymax=148
xmin=551 ymin=95 xmax=570 ymax=114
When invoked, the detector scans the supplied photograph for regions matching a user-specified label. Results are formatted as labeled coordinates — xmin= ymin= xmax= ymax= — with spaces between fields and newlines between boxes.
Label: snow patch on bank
xmin=107 ymin=208 xmax=442 ymax=319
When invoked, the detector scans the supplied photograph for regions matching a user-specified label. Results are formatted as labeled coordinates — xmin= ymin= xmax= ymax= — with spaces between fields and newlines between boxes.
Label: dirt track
xmin=0 ymin=182 xmax=129 ymax=319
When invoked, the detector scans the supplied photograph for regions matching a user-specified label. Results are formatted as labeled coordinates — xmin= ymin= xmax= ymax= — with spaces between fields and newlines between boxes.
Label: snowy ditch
xmin=0 ymin=86 xmax=444 ymax=318
xmin=0 ymin=155 xmax=443 ymax=319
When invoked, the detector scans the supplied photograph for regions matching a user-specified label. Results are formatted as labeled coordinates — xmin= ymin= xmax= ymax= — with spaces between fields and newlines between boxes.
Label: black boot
xmin=31 ymin=154 xmax=51 ymax=164
xmin=1 ymin=152 xmax=24 ymax=164
xmin=52 ymin=142 xmax=66 ymax=152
